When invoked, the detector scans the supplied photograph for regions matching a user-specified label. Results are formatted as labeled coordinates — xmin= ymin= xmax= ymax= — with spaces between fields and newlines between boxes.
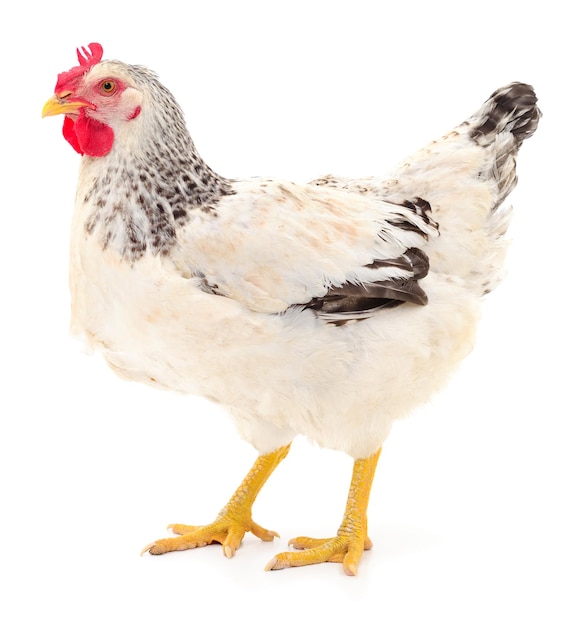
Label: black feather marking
xmin=304 ymin=247 xmax=430 ymax=323
xmin=364 ymin=247 xmax=429 ymax=279
xmin=468 ymin=82 xmax=540 ymax=211
xmin=386 ymin=197 xmax=438 ymax=238
xmin=469 ymin=82 xmax=541 ymax=146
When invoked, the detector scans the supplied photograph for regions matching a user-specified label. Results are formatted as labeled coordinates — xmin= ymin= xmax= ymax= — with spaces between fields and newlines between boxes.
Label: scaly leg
xmin=266 ymin=447 xmax=381 ymax=576
xmin=142 ymin=443 xmax=291 ymax=558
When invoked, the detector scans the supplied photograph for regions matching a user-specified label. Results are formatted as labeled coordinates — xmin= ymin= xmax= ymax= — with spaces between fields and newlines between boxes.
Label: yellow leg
xmin=142 ymin=443 xmax=291 ymax=558
xmin=266 ymin=447 xmax=381 ymax=576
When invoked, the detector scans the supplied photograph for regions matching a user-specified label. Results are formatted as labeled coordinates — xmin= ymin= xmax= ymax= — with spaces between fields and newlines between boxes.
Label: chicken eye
xmin=100 ymin=80 xmax=116 ymax=95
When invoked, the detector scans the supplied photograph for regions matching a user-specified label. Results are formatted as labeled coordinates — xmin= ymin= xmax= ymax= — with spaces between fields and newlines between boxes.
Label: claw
xmin=345 ymin=563 xmax=357 ymax=576
xmin=264 ymin=557 xmax=282 ymax=571
xmin=140 ymin=542 xmax=157 ymax=556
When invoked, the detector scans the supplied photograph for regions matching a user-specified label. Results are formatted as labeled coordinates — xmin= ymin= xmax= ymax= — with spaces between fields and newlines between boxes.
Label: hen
xmin=43 ymin=43 xmax=540 ymax=575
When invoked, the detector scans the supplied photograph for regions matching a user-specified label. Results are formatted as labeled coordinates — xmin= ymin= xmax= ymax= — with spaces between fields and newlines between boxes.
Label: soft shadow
xmin=372 ymin=523 xmax=443 ymax=562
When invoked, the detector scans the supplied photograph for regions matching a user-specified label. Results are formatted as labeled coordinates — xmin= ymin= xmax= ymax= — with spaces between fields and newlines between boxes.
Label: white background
xmin=1 ymin=1 xmax=566 ymax=624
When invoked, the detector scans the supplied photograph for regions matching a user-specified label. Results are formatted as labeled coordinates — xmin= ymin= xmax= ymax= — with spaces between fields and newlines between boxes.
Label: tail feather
xmin=469 ymin=82 xmax=541 ymax=146
xmin=467 ymin=82 xmax=541 ymax=210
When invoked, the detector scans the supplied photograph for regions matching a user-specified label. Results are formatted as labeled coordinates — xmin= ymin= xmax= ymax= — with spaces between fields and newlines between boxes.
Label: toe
xmin=168 ymin=523 xmax=201 ymax=535
xmin=288 ymin=536 xmax=331 ymax=550
xmin=342 ymin=542 xmax=364 ymax=575
xmin=250 ymin=520 xmax=279 ymax=542
xmin=266 ymin=533 xmax=370 ymax=574
xmin=223 ymin=527 xmax=246 ymax=557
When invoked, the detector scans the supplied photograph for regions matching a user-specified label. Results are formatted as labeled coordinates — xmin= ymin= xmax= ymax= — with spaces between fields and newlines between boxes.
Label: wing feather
xmin=171 ymin=179 xmax=438 ymax=320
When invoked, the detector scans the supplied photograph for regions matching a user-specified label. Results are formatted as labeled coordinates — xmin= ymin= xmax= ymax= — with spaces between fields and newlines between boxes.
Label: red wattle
xmin=61 ymin=110 xmax=114 ymax=157
xmin=62 ymin=116 xmax=83 ymax=154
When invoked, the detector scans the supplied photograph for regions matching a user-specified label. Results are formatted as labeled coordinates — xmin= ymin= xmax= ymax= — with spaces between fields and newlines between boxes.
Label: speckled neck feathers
xmin=79 ymin=64 xmax=232 ymax=261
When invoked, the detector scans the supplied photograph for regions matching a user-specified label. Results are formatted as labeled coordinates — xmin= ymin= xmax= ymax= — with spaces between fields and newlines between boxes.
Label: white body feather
xmin=69 ymin=135 xmax=497 ymax=458
xmin=66 ymin=66 xmax=537 ymax=459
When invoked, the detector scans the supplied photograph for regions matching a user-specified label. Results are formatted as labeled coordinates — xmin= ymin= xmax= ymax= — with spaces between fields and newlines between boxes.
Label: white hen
xmin=43 ymin=43 xmax=540 ymax=575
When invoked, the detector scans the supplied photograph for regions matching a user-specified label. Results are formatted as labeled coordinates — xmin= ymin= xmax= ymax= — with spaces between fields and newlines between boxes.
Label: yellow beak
xmin=42 ymin=94 xmax=93 ymax=118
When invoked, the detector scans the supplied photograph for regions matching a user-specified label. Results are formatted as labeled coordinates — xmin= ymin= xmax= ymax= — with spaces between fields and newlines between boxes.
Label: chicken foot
xmin=265 ymin=447 xmax=381 ymax=576
xmin=142 ymin=443 xmax=291 ymax=558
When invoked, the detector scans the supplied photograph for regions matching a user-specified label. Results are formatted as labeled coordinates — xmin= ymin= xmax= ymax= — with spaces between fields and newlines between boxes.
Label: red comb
xmin=55 ymin=43 xmax=104 ymax=93
xmin=76 ymin=43 xmax=103 ymax=67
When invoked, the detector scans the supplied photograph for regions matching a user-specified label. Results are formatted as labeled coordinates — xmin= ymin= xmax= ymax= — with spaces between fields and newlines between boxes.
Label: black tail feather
xmin=468 ymin=82 xmax=540 ymax=209
xmin=470 ymin=82 xmax=541 ymax=146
